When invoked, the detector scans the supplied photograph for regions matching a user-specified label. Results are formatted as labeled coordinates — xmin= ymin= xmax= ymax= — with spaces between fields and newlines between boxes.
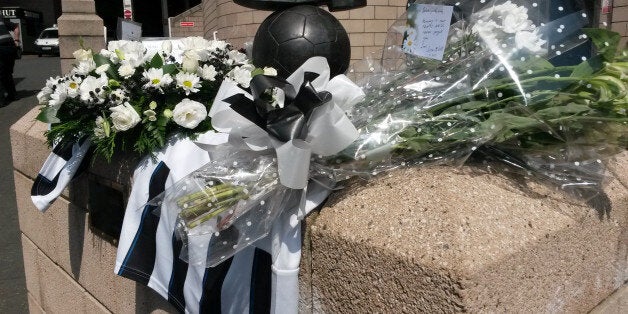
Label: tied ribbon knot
xmin=209 ymin=57 xmax=363 ymax=190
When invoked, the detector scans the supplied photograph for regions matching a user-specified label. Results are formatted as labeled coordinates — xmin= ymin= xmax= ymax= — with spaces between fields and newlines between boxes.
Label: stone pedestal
xmin=303 ymin=157 xmax=628 ymax=312
xmin=58 ymin=0 xmax=105 ymax=73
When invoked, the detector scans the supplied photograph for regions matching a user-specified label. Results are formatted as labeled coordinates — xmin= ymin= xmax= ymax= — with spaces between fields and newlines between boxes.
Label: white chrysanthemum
xmin=227 ymin=50 xmax=248 ymax=65
xmin=37 ymin=87 xmax=52 ymax=104
xmin=229 ymin=65 xmax=254 ymax=88
xmin=79 ymin=75 xmax=108 ymax=103
xmin=515 ymin=30 xmax=547 ymax=54
xmin=176 ymin=72 xmax=201 ymax=95
xmin=73 ymin=59 xmax=97 ymax=76
xmin=198 ymin=64 xmax=217 ymax=81
xmin=73 ymin=49 xmax=93 ymax=62
xmin=142 ymin=68 xmax=173 ymax=92
xmin=48 ymin=88 xmax=68 ymax=109
xmin=172 ymin=98 xmax=207 ymax=129
xmin=118 ymin=61 xmax=136 ymax=78
xmin=110 ymin=102 xmax=140 ymax=131
xmin=93 ymin=116 xmax=110 ymax=139
xmin=208 ymin=39 xmax=228 ymax=52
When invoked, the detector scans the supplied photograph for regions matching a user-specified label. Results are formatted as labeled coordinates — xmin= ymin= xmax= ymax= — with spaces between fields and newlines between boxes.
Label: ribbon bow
xmin=209 ymin=57 xmax=364 ymax=189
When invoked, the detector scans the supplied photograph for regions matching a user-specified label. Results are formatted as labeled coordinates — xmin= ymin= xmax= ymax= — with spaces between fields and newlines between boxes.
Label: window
xmin=39 ymin=29 xmax=58 ymax=39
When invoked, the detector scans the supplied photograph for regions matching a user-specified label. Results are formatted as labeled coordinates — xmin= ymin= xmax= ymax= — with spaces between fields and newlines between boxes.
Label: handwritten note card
xmin=402 ymin=4 xmax=453 ymax=60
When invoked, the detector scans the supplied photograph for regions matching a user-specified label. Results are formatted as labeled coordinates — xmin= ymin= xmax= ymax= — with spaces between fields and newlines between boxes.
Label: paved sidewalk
xmin=0 ymin=55 xmax=60 ymax=314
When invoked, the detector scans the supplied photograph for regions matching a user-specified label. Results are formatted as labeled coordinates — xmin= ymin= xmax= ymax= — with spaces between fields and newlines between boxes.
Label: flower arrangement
xmin=36 ymin=37 xmax=276 ymax=161
xmin=151 ymin=0 xmax=627 ymax=267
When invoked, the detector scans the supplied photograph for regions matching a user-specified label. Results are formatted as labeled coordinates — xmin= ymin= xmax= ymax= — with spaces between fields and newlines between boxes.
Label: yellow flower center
xmin=69 ymin=82 xmax=78 ymax=89
xmin=183 ymin=80 xmax=193 ymax=88
xmin=152 ymin=78 xmax=161 ymax=85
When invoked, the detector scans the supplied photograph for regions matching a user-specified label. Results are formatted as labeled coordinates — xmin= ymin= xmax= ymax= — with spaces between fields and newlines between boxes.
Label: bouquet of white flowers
xmin=36 ymin=36 xmax=276 ymax=161
xmin=151 ymin=0 xmax=626 ymax=267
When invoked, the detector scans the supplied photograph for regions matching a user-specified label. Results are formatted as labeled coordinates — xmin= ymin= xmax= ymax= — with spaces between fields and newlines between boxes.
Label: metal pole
xmin=161 ymin=0 xmax=169 ymax=37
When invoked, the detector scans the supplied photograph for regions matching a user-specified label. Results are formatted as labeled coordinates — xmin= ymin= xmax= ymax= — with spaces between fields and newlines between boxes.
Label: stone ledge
xmin=307 ymin=153 xmax=627 ymax=312
xmin=61 ymin=0 xmax=96 ymax=14
xmin=58 ymin=14 xmax=105 ymax=37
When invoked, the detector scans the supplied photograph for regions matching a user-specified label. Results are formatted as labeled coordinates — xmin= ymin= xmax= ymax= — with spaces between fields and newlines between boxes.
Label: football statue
xmin=236 ymin=0 xmax=366 ymax=11
xmin=252 ymin=5 xmax=351 ymax=78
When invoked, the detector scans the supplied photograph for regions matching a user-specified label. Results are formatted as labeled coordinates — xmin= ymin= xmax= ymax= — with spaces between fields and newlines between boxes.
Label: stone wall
xmin=169 ymin=4 xmax=205 ymax=38
xmin=200 ymin=0 xmax=405 ymax=64
xmin=610 ymin=0 xmax=628 ymax=47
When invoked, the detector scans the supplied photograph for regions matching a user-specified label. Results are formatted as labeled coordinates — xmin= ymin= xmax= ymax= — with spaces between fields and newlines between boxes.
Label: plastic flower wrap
xmin=36 ymin=36 xmax=270 ymax=161
xmin=154 ymin=0 xmax=627 ymax=266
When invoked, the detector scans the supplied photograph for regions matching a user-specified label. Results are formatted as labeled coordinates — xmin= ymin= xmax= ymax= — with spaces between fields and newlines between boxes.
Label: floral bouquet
xmin=149 ymin=0 xmax=626 ymax=267
xmin=35 ymin=36 xmax=276 ymax=161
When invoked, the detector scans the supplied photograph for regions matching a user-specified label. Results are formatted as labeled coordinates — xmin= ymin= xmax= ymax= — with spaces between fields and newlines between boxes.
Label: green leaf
xmin=570 ymin=55 xmax=603 ymax=77
xmin=250 ymin=68 xmax=265 ymax=77
xmin=535 ymin=103 xmax=593 ymax=120
xmin=582 ymin=28 xmax=621 ymax=62
xmin=511 ymin=57 xmax=554 ymax=72
xmin=93 ymin=54 xmax=111 ymax=67
xmin=150 ymin=53 xmax=163 ymax=68
xmin=36 ymin=107 xmax=61 ymax=123
xmin=162 ymin=63 xmax=178 ymax=75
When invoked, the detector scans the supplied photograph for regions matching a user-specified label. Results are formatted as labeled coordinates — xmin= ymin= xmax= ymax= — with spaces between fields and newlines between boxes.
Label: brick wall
xmin=200 ymin=0 xmax=407 ymax=65
xmin=169 ymin=4 xmax=204 ymax=38
xmin=611 ymin=0 xmax=628 ymax=47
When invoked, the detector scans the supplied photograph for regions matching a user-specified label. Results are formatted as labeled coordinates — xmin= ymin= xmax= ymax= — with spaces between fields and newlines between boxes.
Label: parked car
xmin=34 ymin=26 xmax=59 ymax=56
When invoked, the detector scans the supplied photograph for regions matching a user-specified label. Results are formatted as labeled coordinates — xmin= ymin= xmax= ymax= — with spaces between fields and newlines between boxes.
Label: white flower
xmin=73 ymin=49 xmax=93 ymax=62
xmin=37 ymin=88 xmax=51 ymax=104
xmin=73 ymin=59 xmax=97 ymax=76
xmin=99 ymin=49 xmax=117 ymax=63
xmin=109 ymin=88 xmax=128 ymax=105
xmin=93 ymin=116 xmax=110 ymax=139
xmin=263 ymin=67 xmax=278 ymax=76
xmin=95 ymin=64 xmax=110 ymax=75
xmin=227 ymin=50 xmax=248 ymax=65
xmin=229 ymin=65 xmax=254 ymax=88
xmin=143 ymin=109 xmax=157 ymax=121
xmin=79 ymin=75 xmax=108 ymax=103
xmin=181 ymin=37 xmax=211 ymax=61
xmin=142 ymin=68 xmax=173 ymax=92
xmin=175 ymin=72 xmax=201 ymax=95
xmin=501 ymin=10 xmax=533 ymax=33
xmin=182 ymin=56 xmax=199 ymax=73
xmin=172 ymin=98 xmax=207 ymax=129
xmin=270 ymin=87 xmax=285 ymax=109
xmin=110 ymin=102 xmax=140 ymax=131
xmin=208 ymin=39 xmax=229 ymax=51
xmin=108 ymin=40 xmax=146 ymax=67
xmin=118 ymin=62 xmax=136 ymax=78
xmin=515 ymin=30 xmax=547 ymax=54
xmin=65 ymin=77 xmax=82 ymax=98
xmin=162 ymin=40 xmax=173 ymax=54
xmin=198 ymin=64 xmax=218 ymax=81
xmin=48 ymin=88 xmax=68 ymax=109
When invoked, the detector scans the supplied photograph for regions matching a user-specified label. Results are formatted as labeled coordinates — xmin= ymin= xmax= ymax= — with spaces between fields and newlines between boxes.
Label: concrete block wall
xmin=200 ymin=0 xmax=406 ymax=63
xmin=11 ymin=108 xmax=178 ymax=313
xmin=169 ymin=4 xmax=205 ymax=38
xmin=58 ymin=0 xmax=105 ymax=73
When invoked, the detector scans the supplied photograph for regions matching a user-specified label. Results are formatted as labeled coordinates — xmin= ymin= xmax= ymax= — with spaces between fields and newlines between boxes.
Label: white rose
xmin=263 ymin=67 xmax=278 ymax=76
xmin=73 ymin=49 xmax=93 ymax=62
xmin=172 ymin=98 xmax=207 ymax=129
xmin=182 ymin=56 xmax=199 ymax=73
xmin=162 ymin=40 xmax=173 ymax=54
xmin=110 ymin=102 xmax=141 ymax=131
xmin=95 ymin=64 xmax=110 ymax=75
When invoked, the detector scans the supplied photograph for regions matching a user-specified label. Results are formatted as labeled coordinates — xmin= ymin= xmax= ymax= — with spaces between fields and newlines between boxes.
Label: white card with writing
xmin=402 ymin=4 xmax=453 ymax=60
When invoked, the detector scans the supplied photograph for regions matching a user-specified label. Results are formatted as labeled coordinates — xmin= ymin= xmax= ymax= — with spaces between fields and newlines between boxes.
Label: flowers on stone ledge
xmin=37 ymin=36 xmax=275 ymax=161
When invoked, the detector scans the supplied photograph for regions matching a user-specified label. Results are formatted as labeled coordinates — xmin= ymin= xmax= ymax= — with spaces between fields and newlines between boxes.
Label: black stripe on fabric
xmin=249 ymin=248 xmax=272 ymax=314
xmin=167 ymin=233 xmax=188 ymax=313
xmin=51 ymin=139 xmax=76 ymax=160
xmin=117 ymin=162 xmax=170 ymax=285
xmin=198 ymin=256 xmax=234 ymax=313
xmin=31 ymin=172 xmax=60 ymax=196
